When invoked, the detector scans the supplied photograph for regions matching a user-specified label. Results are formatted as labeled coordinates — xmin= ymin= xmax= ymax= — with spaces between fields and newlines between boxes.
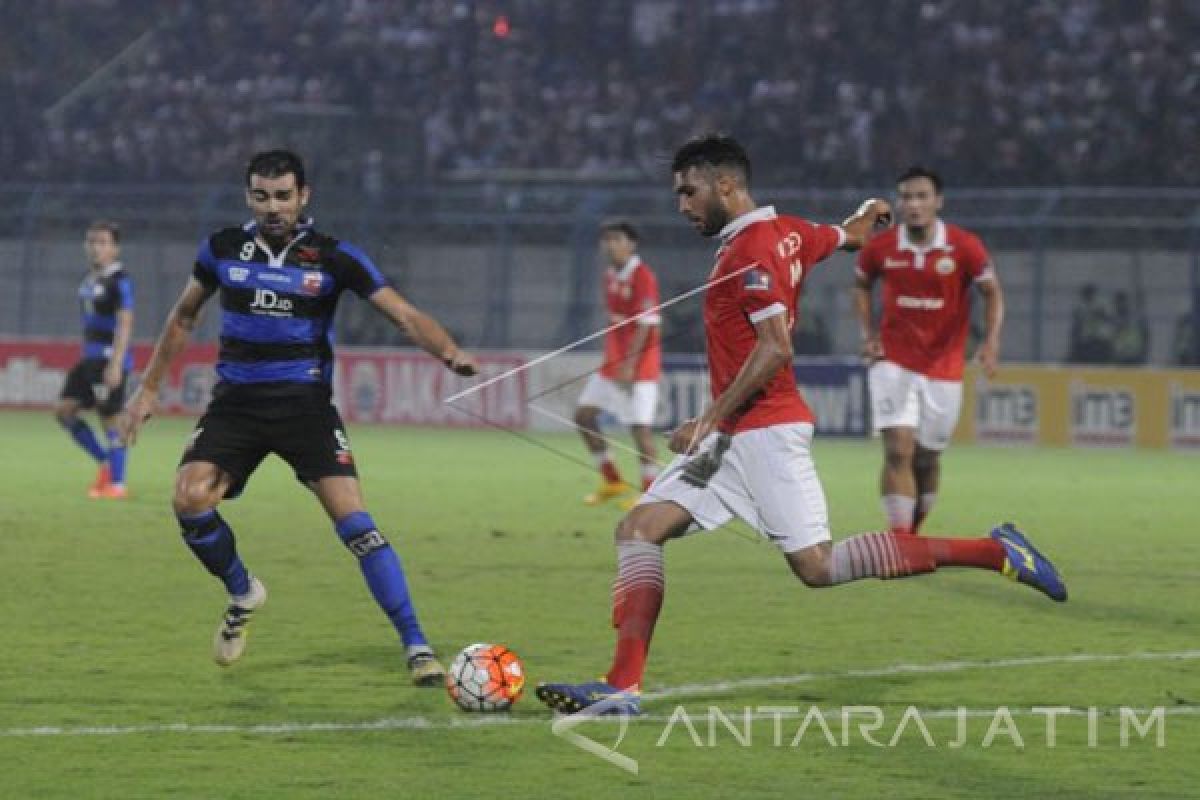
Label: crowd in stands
xmin=1068 ymin=285 xmax=1200 ymax=367
xmin=2 ymin=0 xmax=1197 ymax=187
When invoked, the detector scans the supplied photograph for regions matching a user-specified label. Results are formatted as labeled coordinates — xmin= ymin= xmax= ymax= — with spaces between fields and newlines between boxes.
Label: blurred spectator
xmin=1067 ymin=284 xmax=1113 ymax=364
xmin=2 ymin=0 xmax=1198 ymax=187
xmin=1110 ymin=290 xmax=1149 ymax=365
xmin=1173 ymin=295 xmax=1200 ymax=366
xmin=794 ymin=309 xmax=832 ymax=356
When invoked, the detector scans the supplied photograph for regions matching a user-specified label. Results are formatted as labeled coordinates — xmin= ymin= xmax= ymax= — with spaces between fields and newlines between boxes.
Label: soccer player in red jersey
xmin=854 ymin=167 xmax=1005 ymax=535
xmin=536 ymin=136 xmax=1064 ymax=716
xmin=575 ymin=220 xmax=662 ymax=506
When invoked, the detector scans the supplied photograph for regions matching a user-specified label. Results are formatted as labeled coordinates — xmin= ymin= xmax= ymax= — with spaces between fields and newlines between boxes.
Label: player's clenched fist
xmin=866 ymin=198 xmax=893 ymax=228
xmin=860 ymin=334 xmax=884 ymax=364
xmin=669 ymin=415 xmax=716 ymax=455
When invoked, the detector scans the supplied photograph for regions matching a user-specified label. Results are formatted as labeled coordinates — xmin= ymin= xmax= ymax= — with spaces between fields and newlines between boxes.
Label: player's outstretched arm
xmin=368 ymin=287 xmax=479 ymax=376
xmin=840 ymin=198 xmax=893 ymax=251
xmin=671 ymin=313 xmax=793 ymax=455
xmin=123 ymin=278 xmax=213 ymax=444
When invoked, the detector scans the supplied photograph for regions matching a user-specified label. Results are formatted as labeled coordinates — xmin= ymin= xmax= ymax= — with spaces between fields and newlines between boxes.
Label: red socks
xmin=606 ymin=540 xmax=664 ymax=689
xmin=599 ymin=459 xmax=621 ymax=484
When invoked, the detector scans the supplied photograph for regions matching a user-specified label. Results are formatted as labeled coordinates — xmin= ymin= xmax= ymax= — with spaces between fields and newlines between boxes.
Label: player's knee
xmin=913 ymin=448 xmax=940 ymax=473
xmin=172 ymin=476 xmax=220 ymax=516
xmin=631 ymin=425 xmax=655 ymax=448
xmin=883 ymin=441 xmax=915 ymax=471
xmin=574 ymin=406 xmax=597 ymax=429
xmin=615 ymin=507 xmax=670 ymax=546
xmin=54 ymin=404 xmax=76 ymax=426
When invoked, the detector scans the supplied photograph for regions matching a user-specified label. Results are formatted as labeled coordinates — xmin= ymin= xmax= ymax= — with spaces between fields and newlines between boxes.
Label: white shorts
xmin=868 ymin=360 xmax=963 ymax=451
xmin=577 ymin=374 xmax=659 ymax=427
xmin=639 ymin=423 xmax=830 ymax=554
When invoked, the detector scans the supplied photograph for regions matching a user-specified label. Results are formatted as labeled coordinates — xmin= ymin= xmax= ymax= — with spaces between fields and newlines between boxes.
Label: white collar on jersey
xmin=243 ymin=217 xmax=314 ymax=267
xmin=614 ymin=254 xmax=641 ymax=282
xmin=91 ymin=261 xmax=122 ymax=278
xmin=718 ymin=205 xmax=777 ymax=245
xmin=898 ymin=218 xmax=947 ymax=253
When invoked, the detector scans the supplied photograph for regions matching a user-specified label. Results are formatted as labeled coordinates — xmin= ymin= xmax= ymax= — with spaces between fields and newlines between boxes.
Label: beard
xmin=698 ymin=202 xmax=729 ymax=237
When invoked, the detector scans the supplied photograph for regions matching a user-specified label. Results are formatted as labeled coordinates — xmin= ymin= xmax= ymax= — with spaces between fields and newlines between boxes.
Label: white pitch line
xmin=443 ymin=263 xmax=756 ymax=404
xmin=7 ymin=707 xmax=1200 ymax=738
xmin=644 ymin=648 xmax=1200 ymax=701
xmin=4 ymin=649 xmax=1198 ymax=738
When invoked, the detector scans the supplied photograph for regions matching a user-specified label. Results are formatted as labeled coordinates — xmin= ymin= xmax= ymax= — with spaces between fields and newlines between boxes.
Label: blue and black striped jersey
xmin=193 ymin=219 xmax=388 ymax=412
xmin=78 ymin=263 xmax=134 ymax=368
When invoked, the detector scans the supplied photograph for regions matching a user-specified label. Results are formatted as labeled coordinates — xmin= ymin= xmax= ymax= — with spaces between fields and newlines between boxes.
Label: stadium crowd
xmin=2 ymin=0 xmax=1197 ymax=187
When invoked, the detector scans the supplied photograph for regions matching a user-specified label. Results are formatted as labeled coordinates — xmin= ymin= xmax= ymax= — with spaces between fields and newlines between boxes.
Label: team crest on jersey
xmin=301 ymin=271 xmax=323 ymax=295
xmin=743 ymin=268 xmax=771 ymax=291
xmin=935 ymin=256 xmax=956 ymax=275
xmin=296 ymin=246 xmax=322 ymax=264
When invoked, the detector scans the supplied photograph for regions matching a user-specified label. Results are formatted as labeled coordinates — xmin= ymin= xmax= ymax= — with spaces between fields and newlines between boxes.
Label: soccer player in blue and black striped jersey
xmin=55 ymin=220 xmax=134 ymax=499
xmin=124 ymin=151 xmax=478 ymax=686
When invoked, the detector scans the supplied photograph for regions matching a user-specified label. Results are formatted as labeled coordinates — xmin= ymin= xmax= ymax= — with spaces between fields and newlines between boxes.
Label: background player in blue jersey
xmin=123 ymin=151 xmax=479 ymax=685
xmin=55 ymin=220 xmax=134 ymax=500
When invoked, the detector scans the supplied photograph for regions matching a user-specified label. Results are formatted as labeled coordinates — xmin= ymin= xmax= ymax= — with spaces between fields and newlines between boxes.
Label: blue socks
xmin=335 ymin=512 xmax=428 ymax=648
xmin=105 ymin=428 xmax=127 ymax=485
xmin=62 ymin=417 xmax=107 ymax=463
xmin=178 ymin=510 xmax=251 ymax=597
xmin=176 ymin=508 xmax=427 ymax=648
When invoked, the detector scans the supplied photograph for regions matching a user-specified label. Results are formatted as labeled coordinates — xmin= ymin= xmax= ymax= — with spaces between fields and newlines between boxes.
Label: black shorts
xmin=179 ymin=404 xmax=358 ymax=498
xmin=60 ymin=358 xmax=127 ymax=416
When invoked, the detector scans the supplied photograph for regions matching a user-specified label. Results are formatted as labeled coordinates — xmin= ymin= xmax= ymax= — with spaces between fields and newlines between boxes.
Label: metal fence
xmin=2 ymin=183 xmax=1198 ymax=366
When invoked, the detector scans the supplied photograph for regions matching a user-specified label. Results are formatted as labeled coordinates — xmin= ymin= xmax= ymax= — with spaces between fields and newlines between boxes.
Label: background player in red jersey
xmin=536 ymin=137 xmax=1062 ymax=716
xmin=854 ymin=167 xmax=1006 ymax=535
xmin=574 ymin=220 xmax=662 ymax=507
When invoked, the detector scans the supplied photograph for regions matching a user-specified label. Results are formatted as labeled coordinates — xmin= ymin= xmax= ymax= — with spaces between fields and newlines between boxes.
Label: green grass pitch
xmin=1 ymin=408 xmax=1197 ymax=798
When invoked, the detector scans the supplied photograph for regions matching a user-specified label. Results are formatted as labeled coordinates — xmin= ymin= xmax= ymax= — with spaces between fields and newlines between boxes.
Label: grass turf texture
xmin=0 ymin=408 xmax=1196 ymax=798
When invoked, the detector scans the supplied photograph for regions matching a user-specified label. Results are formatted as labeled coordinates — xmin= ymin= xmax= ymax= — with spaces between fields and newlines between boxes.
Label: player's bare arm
xmin=104 ymin=308 xmax=134 ymax=388
xmin=671 ymin=312 xmax=793 ymax=455
xmin=123 ymin=278 xmax=214 ymax=443
xmin=852 ymin=274 xmax=883 ymax=363
xmin=368 ymin=286 xmax=479 ymax=376
xmin=840 ymin=198 xmax=893 ymax=251
xmin=975 ymin=274 xmax=1005 ymax=378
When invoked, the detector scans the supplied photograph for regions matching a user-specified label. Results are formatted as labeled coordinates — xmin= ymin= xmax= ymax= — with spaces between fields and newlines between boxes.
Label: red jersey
xmin=600 ymin=256 xmax=662 ymax=381
xmin=705 ymin=206 xmax=845 ymax=434
xmin=856 ymin=220 xmax=994 ymax=380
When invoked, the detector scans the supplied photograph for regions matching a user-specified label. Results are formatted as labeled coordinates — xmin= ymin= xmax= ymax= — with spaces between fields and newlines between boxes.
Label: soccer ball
xmin=445 ymin=643 xmax=525 ymax=712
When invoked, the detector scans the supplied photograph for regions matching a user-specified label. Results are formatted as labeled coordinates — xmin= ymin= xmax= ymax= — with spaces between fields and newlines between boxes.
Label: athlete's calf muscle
xmin=785 ymin=541 xmax=834 ymax=587
xmin=308 ymin=476 xmax=366 ymax=521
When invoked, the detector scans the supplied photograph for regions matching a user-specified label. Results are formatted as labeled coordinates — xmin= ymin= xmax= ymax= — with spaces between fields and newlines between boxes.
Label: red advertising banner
xmin=0 ymin=338 xmax=217 ymax=415
xmin=0 ymin=338 xmax=527 ymax=428
xmin=332 ymin=349 xmax=527 ymax=428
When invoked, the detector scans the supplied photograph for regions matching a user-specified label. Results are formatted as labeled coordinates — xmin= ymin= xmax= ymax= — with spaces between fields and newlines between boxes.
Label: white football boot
xmin=213 ymin=577 xmax=267 ymax=667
